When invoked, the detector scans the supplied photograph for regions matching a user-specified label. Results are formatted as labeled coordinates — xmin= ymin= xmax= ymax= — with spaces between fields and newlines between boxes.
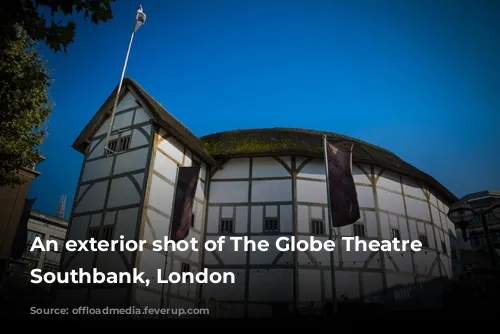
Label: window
xmin=23 ymin=247 xmax=40 ymax=260
xmin=419 ymin=234 xmax=429 ymax=248
xmin=441 ymin=241 xmax=447 ymax=255
xmin=45 ymin=236 xmax=64 ymax=264
xmin=354 ymin=223 xmax=365 ymax=237
xmin=27 ymin=230 xmax=42 ymax=243
xmin=119 ymin=136 xmax=131 ymax=151
xmin=192 ymin=158 xmax=201 ymax=168
xmin=45 ymin=251 xmax=61 ymax=263
xmin=102 ymin=226 xmax=114 ymax=242
xmin=264 ymin=217 xmax=279 ymax=233
xmin=108 ymin=139 xmax=118 ymax=152
xmin=24 ymin=230 xmax=43 ymax=259
xmin=49 ymin=236 xmax=64 ymax=251
xmin=191 ymin=213 xmax=195 ymax=228
xmin=106 ymin=136 xmax=131 ymax=154
xmin=88 ymin=226 xmax=100 ymax=240
xmin=87 ymin=226 xmax=114 ymax=242
xmin=311 ymin=220 xmax=324 ymax=235
xmin=181 ymin=262 xmax=190 ymax=273
xmin=220 ymin=219 xmax=234 ymax=234
xmin=391 ymin=228 xmax=400 ymax=240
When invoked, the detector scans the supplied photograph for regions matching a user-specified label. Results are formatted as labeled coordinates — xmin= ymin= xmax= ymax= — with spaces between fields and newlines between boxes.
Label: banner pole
xmin=323 ymin=135 xmax=338 ymax=315
xmin=160 ymin=165 xmax=180 ymax=319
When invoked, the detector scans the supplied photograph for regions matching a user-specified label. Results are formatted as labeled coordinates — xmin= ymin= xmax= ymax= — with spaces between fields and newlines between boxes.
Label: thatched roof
xmin=72 ymin=78 xmax=215 ymax=165
xmin=201 ymin=128 xmax=457 ymax=204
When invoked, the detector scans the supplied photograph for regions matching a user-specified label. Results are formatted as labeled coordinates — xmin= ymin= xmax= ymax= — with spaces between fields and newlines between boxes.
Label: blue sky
xmin=30 ymin=0 xmax=500 ymax=218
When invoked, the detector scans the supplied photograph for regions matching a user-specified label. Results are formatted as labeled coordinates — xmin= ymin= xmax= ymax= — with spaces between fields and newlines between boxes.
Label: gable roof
xmin=72 ymin=78 xmax=215 ymax=166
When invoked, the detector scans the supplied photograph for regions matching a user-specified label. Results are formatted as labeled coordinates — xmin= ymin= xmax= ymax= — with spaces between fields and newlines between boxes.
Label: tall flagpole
xmin=104 ymin=5 xmax=147 ymax=156
xmin=323 ymin=134 xmax=338 ymax=315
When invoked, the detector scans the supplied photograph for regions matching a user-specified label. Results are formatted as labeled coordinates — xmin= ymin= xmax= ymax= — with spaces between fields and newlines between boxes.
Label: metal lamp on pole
xmin=491 ymin=199 xmax=500 ymax=220
xmin=448 ymin=194 xmax=500 ymax=270
xmin=104 ymin=5 xmax=147 ymax=155
xmin=447 ymin=202 xmax=475 ymax=241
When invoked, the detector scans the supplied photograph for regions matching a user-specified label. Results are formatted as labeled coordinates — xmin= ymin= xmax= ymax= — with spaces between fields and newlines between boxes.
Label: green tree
xmin=0 ymin=0 xmax=114 ymax=186
xmin=0 ymin=25 xmax=51 ymax=186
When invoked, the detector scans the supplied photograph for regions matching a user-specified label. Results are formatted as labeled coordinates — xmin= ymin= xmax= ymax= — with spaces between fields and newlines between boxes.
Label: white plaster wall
xmin=59 ymin=88 xmax=155 ymax=310
xmin=202 ymin=269 xmax=246 ymax=301
xmin=203 ymin=156 xmax=458 ymax=314
xmin=135 ymin=129 xmax=208 ymax=308
xmin=210 ymin=182 xmax=249 ymax=203
xmin=248 ymin=269 xmax=293 ymax=302
xmin=252 ymin=157 xmax=290 ymax=178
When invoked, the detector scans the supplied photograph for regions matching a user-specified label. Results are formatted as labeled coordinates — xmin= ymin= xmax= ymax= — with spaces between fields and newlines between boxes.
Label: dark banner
xmin=10 ymin=197 xmax=36 ymax=260
xmin=169 ymin=167 xmax=201 ymax=241
xmin=326 ymin=141 xmax=360 ymax=227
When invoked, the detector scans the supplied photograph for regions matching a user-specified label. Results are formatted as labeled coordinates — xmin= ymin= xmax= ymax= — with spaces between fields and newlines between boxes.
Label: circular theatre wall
xmin=200 ymin=128 xmax=459 ymax=317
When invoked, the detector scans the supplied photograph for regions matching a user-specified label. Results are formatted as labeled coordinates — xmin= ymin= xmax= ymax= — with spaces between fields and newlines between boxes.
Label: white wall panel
xmin=280 ymin=205 xmax=293 ymax=233
xmin=81 ymin=158 xmax=110 ymax=182
xmin=248 ymin=269 xmax=293 ymax=302
xmin=202 ymin=269 xmax=246 ymax=301
xmin=401 ymin=176 xmax=427 ymax=200
xmin=154 ymin=151 xmax=178 ymax=182
xmin=357 ymin=186 xmax=375 ymax=208
xmin=114 ymin=149 xmax=149 ymax=174
xmin=133 ymin=108 xmax=151 ymax=124
xmin=297 ymin=160 xmax=324 ymax=180
xmin=207 ymin=207 xmax=220 ymax=234
xmin=210 ymin=182 xmax=249 ymax=203
xmin=252 ymin=157 xmax=290 ymax=178
xmin=296 ymin=180 xmax=327 ymax=204
xmin=377 ymin=188 xmax=406 ymax=216
xmin=212 ymin=158 xmax=249 ymax=179
xmin=205 ymin=236 xmax=247 ymax=265
xmin=377 ymin=170 xmax=402 ymax=193
xmin=235 ymin=206 xmax=248 ymax=233
xmin=249 ymin=236 xmax=283 ymax=265
xmin=251 ymin=180 xmax=291 ymax=202
xmin=352 ymin=164 xmax=372 ymax=184
xmin=158 ymin=136 xmax=184 ymax=163
xmin=250 ymin=206 xmax=263 ymax=233
xmin=148 ymin=175 xmax=174 ymax=214
xmin=74 ymin=181 xmax=108 ymax=213
xmin=297 ymin=205 xmax=309 ymax=233
xmin=405 ymin=197 xmax=431 ymax=221
xmin=113 ymin=110 xmax=134 ymax=129
xmin=326 ymin=270 xmax=360 ymax=300
xmin=107 ymin=176 xmax=141 ymax=208
xmin=298 ymin=270 xmax=322 ymax=301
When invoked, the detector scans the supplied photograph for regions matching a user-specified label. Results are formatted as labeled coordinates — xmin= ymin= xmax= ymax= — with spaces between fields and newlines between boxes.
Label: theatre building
xmin=56 ymin=78 xmax=460 ymax=317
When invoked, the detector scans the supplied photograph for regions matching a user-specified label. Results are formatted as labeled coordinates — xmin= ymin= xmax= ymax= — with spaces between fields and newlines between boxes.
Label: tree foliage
xmin=0 ymin=1 xmax=114 ymax=186
xmin=0 ymin=0 xmax=115 ymax=52
xmin=0 ymin=26 xmax=52 ymax=186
